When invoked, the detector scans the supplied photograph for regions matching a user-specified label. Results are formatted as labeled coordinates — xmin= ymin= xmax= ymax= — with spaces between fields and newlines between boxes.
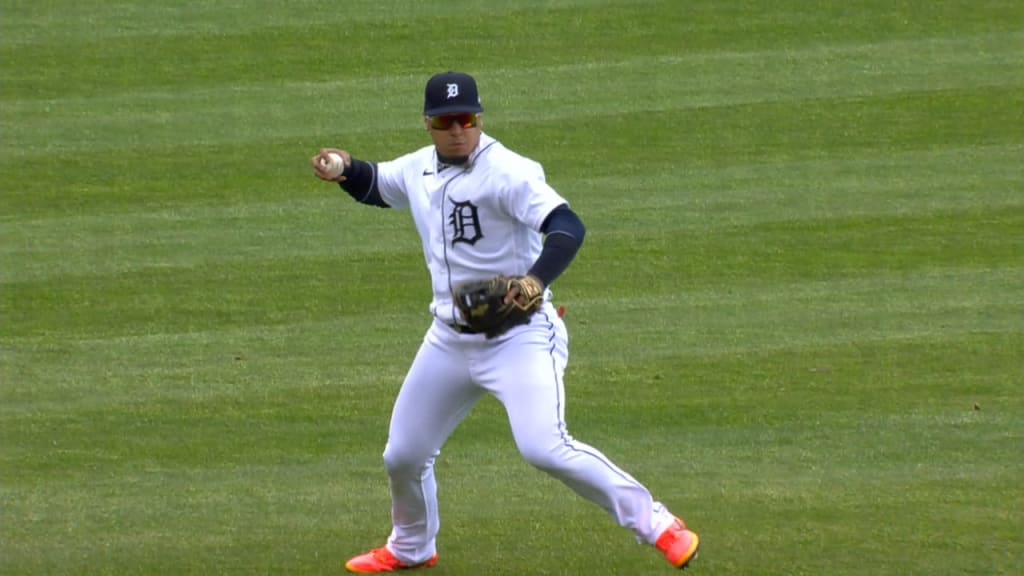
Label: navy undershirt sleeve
xmin=338 ymin=158 xmax=389 ymax=208
xmin=528 ymin=204 xmax=586 ymax=287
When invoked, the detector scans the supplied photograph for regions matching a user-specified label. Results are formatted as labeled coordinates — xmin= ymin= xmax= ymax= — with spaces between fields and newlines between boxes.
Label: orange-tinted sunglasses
xmin=429 ymin=113 xmax=479 ymax=130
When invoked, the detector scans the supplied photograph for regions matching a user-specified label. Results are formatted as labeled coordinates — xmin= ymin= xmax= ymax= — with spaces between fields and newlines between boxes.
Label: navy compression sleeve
xmin=338 ymin=158 xmax=389 ymax=208
xmin=527 ymin=204 xmax=586 ymax=287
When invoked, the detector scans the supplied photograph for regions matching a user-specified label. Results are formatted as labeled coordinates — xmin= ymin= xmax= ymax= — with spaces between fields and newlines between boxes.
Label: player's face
xmin=425 ymin=113 xmax=482 ymax=158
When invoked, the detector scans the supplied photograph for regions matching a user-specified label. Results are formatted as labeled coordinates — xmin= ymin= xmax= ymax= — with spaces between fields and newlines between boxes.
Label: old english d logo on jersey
xmin=448 ymin=200 xmax=483 ymax=245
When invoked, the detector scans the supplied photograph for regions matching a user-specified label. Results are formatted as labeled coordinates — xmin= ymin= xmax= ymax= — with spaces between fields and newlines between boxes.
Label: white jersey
xmin=375 ymin=133 xmax=568 ymax=326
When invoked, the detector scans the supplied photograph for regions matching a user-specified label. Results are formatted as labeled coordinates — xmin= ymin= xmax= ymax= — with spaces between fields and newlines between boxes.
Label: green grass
xmin=2 ymin=0 xmax=1022 ymax=574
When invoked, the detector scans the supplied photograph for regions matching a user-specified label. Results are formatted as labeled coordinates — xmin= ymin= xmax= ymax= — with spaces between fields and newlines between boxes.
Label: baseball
xmin=321 ymin=152 xmax=346 ymax=178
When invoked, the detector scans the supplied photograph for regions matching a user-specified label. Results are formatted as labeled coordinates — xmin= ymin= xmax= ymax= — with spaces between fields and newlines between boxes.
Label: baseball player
xmin=310 ymin=71 xmax=699 ymax=573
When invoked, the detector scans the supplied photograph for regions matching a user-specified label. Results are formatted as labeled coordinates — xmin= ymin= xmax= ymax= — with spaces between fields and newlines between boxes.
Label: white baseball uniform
xmin=368 ymin=132 xmax=678 ymax=564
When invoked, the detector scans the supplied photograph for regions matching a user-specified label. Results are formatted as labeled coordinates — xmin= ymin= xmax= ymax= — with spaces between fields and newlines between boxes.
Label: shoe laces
xmin=371 ymin=547 xmax=402 ymax=568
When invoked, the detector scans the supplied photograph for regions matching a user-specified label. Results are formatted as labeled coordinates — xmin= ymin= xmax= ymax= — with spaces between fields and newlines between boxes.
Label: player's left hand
xmin=503 ymin=274 xmax=545 ymax=309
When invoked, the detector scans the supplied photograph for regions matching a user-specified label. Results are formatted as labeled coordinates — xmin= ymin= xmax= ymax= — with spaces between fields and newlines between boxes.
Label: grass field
xmin=2 ymin=1 xmax=1022 ymax=574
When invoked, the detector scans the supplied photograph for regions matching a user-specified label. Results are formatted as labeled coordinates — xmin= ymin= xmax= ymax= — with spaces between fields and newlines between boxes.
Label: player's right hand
xmin=311 ymin=148 xmax=351 ymax=182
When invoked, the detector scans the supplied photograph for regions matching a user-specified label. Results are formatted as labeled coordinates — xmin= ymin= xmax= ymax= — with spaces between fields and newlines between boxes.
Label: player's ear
xmin=476 ymin=114 xmax=483 ymax=129
xmin=423 ymin=116 xmax=431 ymax=131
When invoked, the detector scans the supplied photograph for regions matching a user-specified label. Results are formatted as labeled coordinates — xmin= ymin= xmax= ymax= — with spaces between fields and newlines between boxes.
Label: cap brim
xmin=425 ymin=104 xmax=484 ymax=116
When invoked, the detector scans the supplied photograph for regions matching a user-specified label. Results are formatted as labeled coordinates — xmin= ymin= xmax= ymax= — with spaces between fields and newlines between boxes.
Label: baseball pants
xmin=381 ymin=303 xmax=677 ymax=565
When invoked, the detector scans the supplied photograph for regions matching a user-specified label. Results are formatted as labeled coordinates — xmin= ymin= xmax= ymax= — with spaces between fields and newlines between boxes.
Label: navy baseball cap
xmin=423 ymin=71 xmax=484 ymax=116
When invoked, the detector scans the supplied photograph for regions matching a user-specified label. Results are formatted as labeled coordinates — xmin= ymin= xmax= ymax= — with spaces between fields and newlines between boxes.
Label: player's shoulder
xmin=477 ymin=135 xmax=545 ymax=179
xmin=381 ymin=144 xmax=434 ymax=174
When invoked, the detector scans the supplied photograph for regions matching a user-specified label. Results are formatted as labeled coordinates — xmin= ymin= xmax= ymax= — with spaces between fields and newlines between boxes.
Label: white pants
xmin=383 ymin=303 xmax=676 ymax=564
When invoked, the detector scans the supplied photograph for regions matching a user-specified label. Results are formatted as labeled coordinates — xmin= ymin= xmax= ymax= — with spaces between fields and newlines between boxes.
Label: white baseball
xmin=321 ymin=152 xmax=346 ymax=178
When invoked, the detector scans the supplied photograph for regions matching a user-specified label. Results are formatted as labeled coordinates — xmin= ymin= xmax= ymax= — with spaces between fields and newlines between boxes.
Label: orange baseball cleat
xmin=344 ymin=546 xmax=438 ymax=573
xmin=654 ymin=517 xmax=700 ymax=570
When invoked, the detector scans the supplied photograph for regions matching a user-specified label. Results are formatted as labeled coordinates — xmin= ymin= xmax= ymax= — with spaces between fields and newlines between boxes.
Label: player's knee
xmin=382 ymin=442 xmax=433 ymax=476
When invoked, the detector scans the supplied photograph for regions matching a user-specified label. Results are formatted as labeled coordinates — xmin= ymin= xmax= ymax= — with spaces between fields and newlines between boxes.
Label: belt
xmin=448 ymin=323 xmax=484 ymax=335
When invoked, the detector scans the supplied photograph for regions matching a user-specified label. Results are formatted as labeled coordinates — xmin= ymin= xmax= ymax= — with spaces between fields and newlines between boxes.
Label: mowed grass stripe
xmin=527 ymin=85 xmax=1023 ymax=176
xmin=3 ymin=267 xmax=1016 ymax=416
xmin=4 ymin=30 xmax=1021 ymax=157
xmin=575 ymin=202 xmax=1021 ymax=287
xmin=572 ymin=266 xmax=1022 ymax=357
xmin=0 ymin=0 xmax=651 ymax=47
xmin=4 ymin=143 xmax=1021 ymax=284
xmin=7 ymin=29 xmax=1020 ymax=110
xmin=0 ymin=198 xmax=418 ymax=283
xmin=4 ymin=257 xmax=1017 ymax=376
xmin=5 ymin=84 xmax=1021 ymax=222
xmin=4 ymin=202 xmax=1018 ymax=339
xmin=570 ymin=144 xmax=1024 ymax=225
xmin=3 ymin=1 xmax=1019 ymax=99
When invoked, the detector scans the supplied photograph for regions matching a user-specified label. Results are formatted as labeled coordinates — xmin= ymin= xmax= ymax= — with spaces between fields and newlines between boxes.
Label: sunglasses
xmin=429 ymin=113 xmax=479 ymax=130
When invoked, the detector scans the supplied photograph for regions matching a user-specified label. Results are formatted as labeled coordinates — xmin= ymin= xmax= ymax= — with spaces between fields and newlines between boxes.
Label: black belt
xmin=448 ymin=323 xmax=483 ymax=335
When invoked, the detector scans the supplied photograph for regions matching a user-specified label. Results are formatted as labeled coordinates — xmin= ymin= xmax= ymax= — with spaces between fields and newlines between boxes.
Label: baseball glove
xmin=453 ymin=275 xmax=545 ymax=338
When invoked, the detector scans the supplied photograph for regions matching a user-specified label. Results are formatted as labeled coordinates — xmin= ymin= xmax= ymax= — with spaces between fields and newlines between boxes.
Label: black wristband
xmin=338 ymin=158 xmax=388 ymax=207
